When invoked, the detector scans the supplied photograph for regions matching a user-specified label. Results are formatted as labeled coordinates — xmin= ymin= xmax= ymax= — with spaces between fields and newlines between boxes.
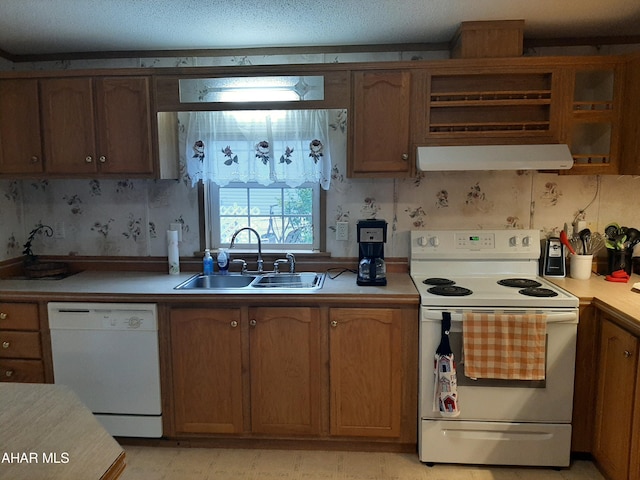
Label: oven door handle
xmin=421 ymin=310 xmax=578 ymax=323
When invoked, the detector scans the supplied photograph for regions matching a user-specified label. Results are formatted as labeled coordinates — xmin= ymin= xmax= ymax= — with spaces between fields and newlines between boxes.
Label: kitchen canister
xmin=607 ymin=249 xmax=633 ymax=276
xmin=167 ymin=230 xmax=180 ymax=274
xmin=570 ymin=254 xmax=593 ymax=280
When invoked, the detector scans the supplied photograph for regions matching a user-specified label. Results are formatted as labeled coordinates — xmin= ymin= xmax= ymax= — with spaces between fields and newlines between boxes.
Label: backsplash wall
xmin=2 ymin=46 xmax=640 ymax=263
xmin=2 ymin=130 xmax=639 ymax=263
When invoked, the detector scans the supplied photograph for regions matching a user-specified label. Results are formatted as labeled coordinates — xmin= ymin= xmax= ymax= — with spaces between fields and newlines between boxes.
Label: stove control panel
xmin=411 ymin=229 xmax=541 ymax=260
xmin=456 ymin=233 xmax=494 ymax=249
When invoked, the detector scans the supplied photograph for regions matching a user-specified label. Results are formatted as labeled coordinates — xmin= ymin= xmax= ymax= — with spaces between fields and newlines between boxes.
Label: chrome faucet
xmin=274 ymin=252 xmax=296 ymax=274
xmin=229 ymin=227 xmax=264 ymax=273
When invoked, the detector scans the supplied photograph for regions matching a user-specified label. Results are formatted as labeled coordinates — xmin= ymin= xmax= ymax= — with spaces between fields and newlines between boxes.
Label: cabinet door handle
xmin=5 ymin=370 xmax=13 ymax=377
xmin=331 ymin=320 xmax=338 ymax=327
xmin=98 ymin=156 xmax=106 ymax=163
xmin=401 ymin=153 xmax=409 ymax=160
xmin=230 ymin=320 xmax=238 ymax=328
xmin=249 ymin=319 xmax=257 ymax=327
xmin=624 ymin=350 xmax=633 ymax=358
xmin=0 ymin=312 xmax=7 ymax=320
xmin=30 ymin=155 xmax=39 ymax=163
xmin=2 ymin=341 xmax=10 ymax=349
xmin=85 ymin=156 xmax=93 ymax=163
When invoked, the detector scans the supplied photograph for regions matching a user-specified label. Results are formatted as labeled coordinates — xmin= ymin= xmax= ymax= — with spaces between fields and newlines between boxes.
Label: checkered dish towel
xmin=462 ymin=312 xmax=547 ymax=380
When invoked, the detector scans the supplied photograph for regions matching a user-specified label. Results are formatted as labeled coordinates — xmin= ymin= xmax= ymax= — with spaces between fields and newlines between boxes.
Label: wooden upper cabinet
xmin=561 ymin=60 xmax=624 ymax=175
xmin=620 ymin=53 xmax=640 ymax=175
xmin=422 ymin=66 xmax=562 ymax=146
xmin=349 ymin=70 xmax=413 ymax=177
xmin=40 ymin=76 xmax=153 ymax=176
xmin=94 ymin=77 xmax=153 ymax=174
xmin=41 ymin=77 xmax=97 ymax=174
xmin=0 ymin=79 xmax=43 ymax=174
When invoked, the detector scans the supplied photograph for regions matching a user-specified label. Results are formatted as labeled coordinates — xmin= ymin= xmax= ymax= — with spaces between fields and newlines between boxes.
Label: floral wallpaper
xmin=1 ymin=47 xmax=640 ymax=263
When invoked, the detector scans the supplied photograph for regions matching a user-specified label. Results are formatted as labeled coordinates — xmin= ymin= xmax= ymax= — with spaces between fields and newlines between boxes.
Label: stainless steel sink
xmin=174 ymin=272 xmax=325 ymax=290
xmin=174 ymin=274 xmax=257 ymax=290
xmin=251 ymin=272 xmax=325 ymax=289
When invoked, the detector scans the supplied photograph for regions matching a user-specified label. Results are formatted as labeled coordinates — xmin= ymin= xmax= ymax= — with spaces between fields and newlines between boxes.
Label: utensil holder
xmin=570 ymin=254 xmax=593 ymax=280
xmin=607 ymin=250 xmax=633 ymax=276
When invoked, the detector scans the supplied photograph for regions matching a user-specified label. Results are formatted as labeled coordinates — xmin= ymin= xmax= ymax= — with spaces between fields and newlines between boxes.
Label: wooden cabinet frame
xmin=2 ymin=53 xmax=637 ymax=179
xmin=0 ymin=70 xmax=160 ymax=178
xmin=420 ymin=65 xmax=563 ymax=146
xmin=160 ymin=301 xmax=418 ymax=450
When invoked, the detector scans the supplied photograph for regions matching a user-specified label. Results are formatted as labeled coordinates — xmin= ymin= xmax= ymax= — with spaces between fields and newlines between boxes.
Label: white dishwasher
xmin=48 ymin=302 xmax=162 ymax=438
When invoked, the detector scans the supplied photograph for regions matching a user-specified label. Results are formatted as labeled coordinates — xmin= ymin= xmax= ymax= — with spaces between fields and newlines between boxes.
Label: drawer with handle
xmin=0 ymin=331 xmax=42 ymax=359
xmin=0 ymin=303 xmax=39 ymax=331
xmin=0 ymin=359 xmax=45 ymax=383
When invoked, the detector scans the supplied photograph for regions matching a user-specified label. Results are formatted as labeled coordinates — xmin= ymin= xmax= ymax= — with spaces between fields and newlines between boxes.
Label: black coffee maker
xmin=357 ymin=219 xmax=387 ymax=286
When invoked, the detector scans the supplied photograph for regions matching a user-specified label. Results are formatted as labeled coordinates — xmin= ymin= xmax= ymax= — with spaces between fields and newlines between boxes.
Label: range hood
xmin=416 ymin=144 xmax=574 ymax=171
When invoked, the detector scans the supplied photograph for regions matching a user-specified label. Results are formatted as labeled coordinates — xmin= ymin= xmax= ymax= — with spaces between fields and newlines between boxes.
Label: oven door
xmin=419 ymin=307 xmax=578 ymax=423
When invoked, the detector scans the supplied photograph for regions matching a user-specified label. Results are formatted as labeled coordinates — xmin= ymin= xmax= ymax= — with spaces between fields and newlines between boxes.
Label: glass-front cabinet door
xmin=562 ymin=60 xmax=623 ymax=175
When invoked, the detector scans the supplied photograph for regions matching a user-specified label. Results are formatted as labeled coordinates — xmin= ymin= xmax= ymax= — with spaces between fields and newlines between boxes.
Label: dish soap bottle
xmin=217 ymin=248 xmax=229 ymax=275
xmin=203 ymin=249 xmax=214 ymax=275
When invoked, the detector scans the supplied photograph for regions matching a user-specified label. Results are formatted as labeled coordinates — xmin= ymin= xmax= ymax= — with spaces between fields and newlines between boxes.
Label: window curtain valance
xmin=185 ymin=110 xmax=331 ymax=190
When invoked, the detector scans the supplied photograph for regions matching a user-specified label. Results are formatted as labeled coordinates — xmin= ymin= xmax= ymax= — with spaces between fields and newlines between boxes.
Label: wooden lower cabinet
xmin=169 ymin=308 xmax=244 ymax=434
xmin=169 ymin=306 xmax=321 ymax=437
xmin=166 ymin=303 xmax=418 ymax=446
xmin=571 ymin=303 xmax=598 ymax=452
xmin=0 ymin=302 xmax=45 ymax=383
xmin=249 ymin=307 xmax=321 ymax=435
xmin=329 ymin=308 xmax=402 ymax=438
xmin=593 ymin=316 xmax=639 ymax=480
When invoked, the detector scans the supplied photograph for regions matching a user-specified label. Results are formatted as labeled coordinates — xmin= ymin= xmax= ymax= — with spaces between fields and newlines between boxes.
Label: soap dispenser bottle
xmin=217 ymin=248 xmax=229 ymax=275
xmin=203 ymin=249 xmax=214 ymax=275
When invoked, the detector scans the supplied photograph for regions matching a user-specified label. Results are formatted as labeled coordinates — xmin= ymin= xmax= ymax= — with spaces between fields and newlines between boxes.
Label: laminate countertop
xmin=0 ymin=383 xmax=125 ymax=480
xmin=0 ymin=270 xmax=420 ymax=305
xmin=549 ymin=272 xmax=640 ymax=333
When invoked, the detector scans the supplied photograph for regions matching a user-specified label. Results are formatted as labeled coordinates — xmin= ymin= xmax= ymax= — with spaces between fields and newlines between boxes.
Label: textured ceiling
xmin=1 ymin=0 xmax=640 ymax=58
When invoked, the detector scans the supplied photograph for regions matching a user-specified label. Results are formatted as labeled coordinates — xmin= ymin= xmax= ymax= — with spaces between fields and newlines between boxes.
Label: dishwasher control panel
xmin=47 ymin=303 xmax=158 ymax=331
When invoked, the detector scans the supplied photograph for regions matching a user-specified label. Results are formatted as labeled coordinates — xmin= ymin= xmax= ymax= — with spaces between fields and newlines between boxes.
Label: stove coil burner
xmin=519 ymin=287 xmax=558 ymax=298
xmin=428 ymin=285 xmax=473 ymax=297
xmin=498 ymin=278 xmax=542 ymax=289
xmin=423 ymin=277 xmax=455 ymax=286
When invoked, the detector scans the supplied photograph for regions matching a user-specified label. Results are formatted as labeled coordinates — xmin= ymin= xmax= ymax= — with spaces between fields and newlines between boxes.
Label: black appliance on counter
xmin=356 ymin=219 xmax=387 ymax=286
xmin=542 ymin=237 xmax=566 ymax=277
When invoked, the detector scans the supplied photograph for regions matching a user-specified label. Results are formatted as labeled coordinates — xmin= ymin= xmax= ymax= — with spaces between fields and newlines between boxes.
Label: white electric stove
xmin=410 ymin=229 xmax=579 ymax=468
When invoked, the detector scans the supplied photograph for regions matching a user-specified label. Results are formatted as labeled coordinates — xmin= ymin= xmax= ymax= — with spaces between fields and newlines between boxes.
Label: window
xmin=207 ymin=181 xmax=320 ymax=250
xmin=187 ymin=109 xmax=331 ymax=251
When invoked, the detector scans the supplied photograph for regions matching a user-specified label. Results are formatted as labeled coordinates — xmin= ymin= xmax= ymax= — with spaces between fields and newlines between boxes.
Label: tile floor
xmin=120 ymin=446 xmax=605 ymax=480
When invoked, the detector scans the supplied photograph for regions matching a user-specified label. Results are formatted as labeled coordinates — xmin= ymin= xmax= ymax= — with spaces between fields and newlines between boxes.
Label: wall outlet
xmin=170 ymin=223 xmax=183 ymax=242
xmin=336 ymin=221 xmax=349 ymax=241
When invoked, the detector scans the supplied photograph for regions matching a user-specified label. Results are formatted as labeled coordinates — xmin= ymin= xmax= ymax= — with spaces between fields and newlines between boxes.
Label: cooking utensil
xmin=559 ymin=230 xmax=576 ymax=255
xmin=570 ymin=236 xmax=583 ymax=254
xmin=626 ymin=227 xmax=640 ymax=249
xmin=587 ymin=232 xmax=605 ymax=255
xmin=579 ymin=228 xmax=591 ymax=255
xmin=604 ymin=223 xmax=620 ymax=240
xmin=614 ymin=233 xmax=627 ymax=250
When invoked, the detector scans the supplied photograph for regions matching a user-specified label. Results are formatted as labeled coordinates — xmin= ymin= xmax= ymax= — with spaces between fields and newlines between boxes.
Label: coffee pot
xmin=356 ymin=219 xmax=387 ymax=286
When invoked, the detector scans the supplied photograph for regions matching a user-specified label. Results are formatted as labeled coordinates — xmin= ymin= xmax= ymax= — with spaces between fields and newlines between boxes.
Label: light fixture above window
xmin=179 ymin=76 xmax=325 ymax=103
